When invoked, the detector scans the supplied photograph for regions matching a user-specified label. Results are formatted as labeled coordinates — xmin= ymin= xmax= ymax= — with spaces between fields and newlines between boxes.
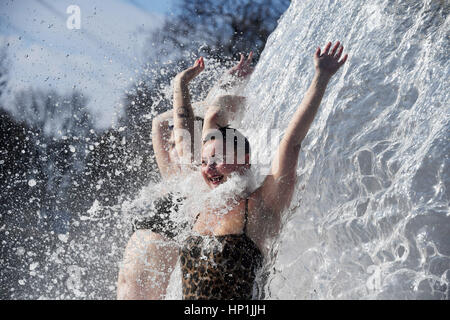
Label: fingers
xmin=323 ymin=42 xmax=332 ymax=55
xmin=315 ymin=47 xmax=321 ymax=58
xmin=238 ymin=52 xmax=252 ymax=66
xmin=319 ymin=41 xmax=346 ymax=61
xmin=228 ymin=52 xmax=254 ymax=77
xmin=335 ymin=45 xmax=343 ymax=60
xmin=194 ymin=57 xmax=204 ymax=70
xmin=238 ymin=53 xmax=245 ymax=66
xmin=339 ymin=54 xmax=348 ymax=66
xmin=330 ymin=41 xmax=340 ymax=56
xmin=247 ymin=51 xmax=253 ymax=63
xmin=190 ymin=57 xmax=204 ymax=78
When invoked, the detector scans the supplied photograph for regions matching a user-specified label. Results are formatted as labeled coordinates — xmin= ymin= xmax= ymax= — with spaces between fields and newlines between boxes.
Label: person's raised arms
xmin=217 ymin=51 xmax=254 ymax=90
xmin=152 ymin=109 xmax=177 ymax=178
xmin=173 ymin=57 xmax=205 ymax=163
xmin=229 ymin=51 xmax=254 ymax=79
xmin=258 ymin=41 xmax=348 ymax=225
xmin=203 ymin=52 xmax=253 ymax=135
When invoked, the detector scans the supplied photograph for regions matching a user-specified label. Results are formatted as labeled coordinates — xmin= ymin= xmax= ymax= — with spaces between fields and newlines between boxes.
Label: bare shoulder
xmin=246 ymin=188 xmax=281 ymax=255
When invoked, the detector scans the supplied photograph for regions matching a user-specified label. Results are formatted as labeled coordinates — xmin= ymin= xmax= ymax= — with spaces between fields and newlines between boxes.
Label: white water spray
xmin=239 ymin=0 xmax=449 ymax=299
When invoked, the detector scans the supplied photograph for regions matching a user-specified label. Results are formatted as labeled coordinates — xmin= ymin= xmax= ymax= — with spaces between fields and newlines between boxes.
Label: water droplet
xmin=29 ymin=262 xmax=39 ymax=271
xmin=58 ymin=234 xmax=69 ymax=243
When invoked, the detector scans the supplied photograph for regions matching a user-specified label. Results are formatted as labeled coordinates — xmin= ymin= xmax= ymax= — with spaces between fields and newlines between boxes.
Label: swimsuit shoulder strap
xmin=243 ymin=198 xmax=249 ymax=234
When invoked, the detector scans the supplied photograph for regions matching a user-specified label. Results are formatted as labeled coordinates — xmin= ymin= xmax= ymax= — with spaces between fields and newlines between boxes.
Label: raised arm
xmin=202 ymin=53 xmax=253 ymax=135
xmin=202 ymin=95 xmax=247 ymax=134
xmin=152 ymin=109 xmax=176 ymax=178
xmin=217 ymin=52 xmax=254 ymax=90
xmin=259 ymin=41 xmax=348 ymax=214
xmin=173 ymin=57 xmax=205 ymax=162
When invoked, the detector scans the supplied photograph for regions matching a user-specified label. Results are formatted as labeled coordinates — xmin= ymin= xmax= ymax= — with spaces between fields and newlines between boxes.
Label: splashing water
xmin=237 ymin=0 xmax=449 ymax=299
xmin=3 ymin=0 xmax=449 ymax=300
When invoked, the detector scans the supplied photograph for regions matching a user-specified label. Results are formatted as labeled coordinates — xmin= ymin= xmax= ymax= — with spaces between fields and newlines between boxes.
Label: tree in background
xmin=0 ymin=51 xmax=137 ymax=298
xmin=149 ymin=0 xmax=290 ymax=62
xmin=11 ymin=89 xmax=92 ymax=138
xmin=122 ymin=0 xmax=290 ymax=170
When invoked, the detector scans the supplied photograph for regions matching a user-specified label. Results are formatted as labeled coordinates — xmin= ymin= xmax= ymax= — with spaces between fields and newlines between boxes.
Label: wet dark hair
xmin=203 ymin=125 xmax=251 ymax=157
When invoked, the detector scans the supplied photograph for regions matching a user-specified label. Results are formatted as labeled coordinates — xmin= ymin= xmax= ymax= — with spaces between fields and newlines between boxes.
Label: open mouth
xmin=209 ymin=175 xmax=224 ymax=185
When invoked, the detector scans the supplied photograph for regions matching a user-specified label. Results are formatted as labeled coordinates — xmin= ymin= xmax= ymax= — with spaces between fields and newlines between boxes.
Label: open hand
xmin=314 ymin=41 xmax=348 ymax=78
xmin=229 ymin=52 xmax=254 ymax=78
xmin=176 ymin=57 xmax=205 ymax=83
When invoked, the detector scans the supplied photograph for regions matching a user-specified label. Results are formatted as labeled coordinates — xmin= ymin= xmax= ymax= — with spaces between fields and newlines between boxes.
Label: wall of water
xmin=239 ymin=0 xmax=449 ymax=299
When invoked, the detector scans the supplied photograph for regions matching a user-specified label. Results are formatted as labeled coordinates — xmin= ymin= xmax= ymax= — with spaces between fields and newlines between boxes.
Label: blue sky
xmin=123 ymin=0 xmax=179 ymax=15
xmin=0 ymin=0 xmax=178 ymax=129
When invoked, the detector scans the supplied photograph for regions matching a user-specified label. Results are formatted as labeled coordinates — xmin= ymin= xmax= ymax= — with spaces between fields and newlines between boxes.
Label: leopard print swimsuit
xmin=180 ymin=199 xmax=264 ymax=300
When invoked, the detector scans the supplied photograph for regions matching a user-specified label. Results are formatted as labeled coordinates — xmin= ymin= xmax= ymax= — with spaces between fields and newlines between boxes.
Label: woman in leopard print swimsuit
xmin=181 ymin=199 xmax=263 ymax=299
xmin=118 ymin=53 xmax=254 ymax=300
xmin=180 ymin=41 xmax=348 ymax=299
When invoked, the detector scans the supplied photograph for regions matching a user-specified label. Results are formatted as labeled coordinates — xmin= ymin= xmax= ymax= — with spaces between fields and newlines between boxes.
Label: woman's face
xmin=201 ymin=140 xmax=249 ymax=189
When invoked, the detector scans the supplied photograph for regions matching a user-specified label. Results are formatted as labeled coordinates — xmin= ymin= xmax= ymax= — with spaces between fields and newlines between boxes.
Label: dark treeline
xmin=0 ymin=0 xmax=290 ymax=299
xmin=129 ymin=0 xmax=290 ymax=137
xmin=152 ymin=0 xmax=289 ymax=60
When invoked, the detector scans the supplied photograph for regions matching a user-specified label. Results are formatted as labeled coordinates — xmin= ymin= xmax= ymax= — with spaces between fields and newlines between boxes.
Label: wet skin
xmin=201 ymin=140 xmax=250 ymax=189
